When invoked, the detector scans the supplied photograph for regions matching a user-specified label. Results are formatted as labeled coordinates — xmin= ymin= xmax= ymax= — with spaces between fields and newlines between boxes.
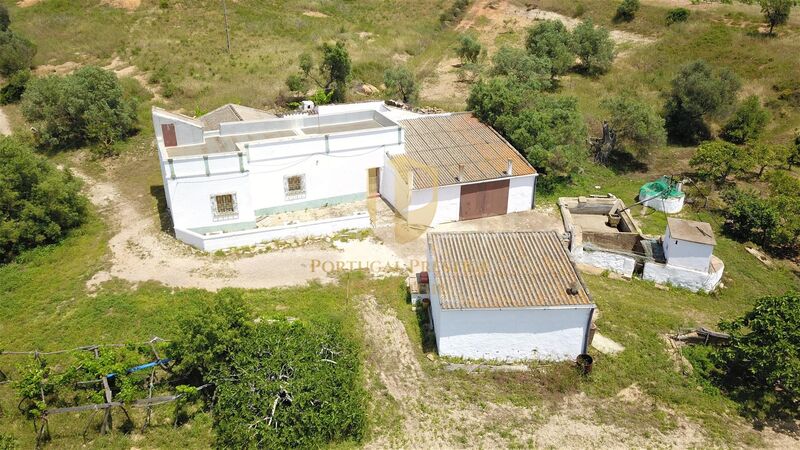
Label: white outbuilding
xmin=426 ymin=231 xmax=596 ymax=362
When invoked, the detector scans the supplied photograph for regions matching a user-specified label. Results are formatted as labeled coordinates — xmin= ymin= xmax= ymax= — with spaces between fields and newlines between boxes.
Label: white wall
xmin=152 ymin=109 xmax=204 ymax=147
xmin=663 ymin=227 xmax=714 ymax=272
xmin=427 ymin=249 xmax=592 ymax=362
xmin=572 ymin=247 xmax=636 ymax=278
xmin=643 ymin=195 xmax=684 ymax=214
xmin=409 ymin=185 xmax=461 ymax=226
xmin=379 ymin=153 xmax=401 ymax=212
xmin=507 ymin=175 xmax=536 ymax=214
xmin=167 ymin=173 xmax=255 ymax=230
xmin=643 ymin=259 xmax=724 ymax=292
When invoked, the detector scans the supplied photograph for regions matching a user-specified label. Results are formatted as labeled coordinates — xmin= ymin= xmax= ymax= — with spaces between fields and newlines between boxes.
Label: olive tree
xmin=571 ymin=19 xmax=615 ymax=76
xmin=490 ymin=46 xmax=551 ymax=90
xmin=720 ymin=95 xmax=769 ymax=144
xmin=0 ymin=30 xmax=36 ymax=77
xmin=601 ymin=92 xmax=666 ymax=158
xmin=383 ymin=66 xmax=418 ymax=104
xmin=689 ymin=140 xmax=753 ymax=183
xmin=759 ymin=0 xmax=792 ymax=35
xmin=664 ymin=60 xmax=741 ymax=144
xmin=456 ymin=34 xmax=482 ymax=64
xmin=524 ymin=20 xmax=573 ymax=79
xmin=614 ymin=0 xmax=640 ymax=22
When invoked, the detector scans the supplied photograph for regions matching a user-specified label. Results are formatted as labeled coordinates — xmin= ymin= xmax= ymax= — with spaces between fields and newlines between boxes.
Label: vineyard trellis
xmin=0 ymin=336 xmax=207 ymax=448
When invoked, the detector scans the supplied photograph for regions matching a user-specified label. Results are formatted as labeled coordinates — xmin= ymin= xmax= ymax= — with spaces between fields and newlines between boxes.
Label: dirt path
xmin=18 ymin=0 xmax=140 ymax=9
xmin=0 ymin=107 xmax=11 ymax=136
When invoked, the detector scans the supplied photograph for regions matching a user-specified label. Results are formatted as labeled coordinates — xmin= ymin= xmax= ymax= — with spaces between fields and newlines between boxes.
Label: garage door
xmin=459 ymin=179 xmax=510 ymax=221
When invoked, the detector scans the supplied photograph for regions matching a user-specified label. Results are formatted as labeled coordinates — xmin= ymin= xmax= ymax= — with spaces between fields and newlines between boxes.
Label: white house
xmin=152 ymin=102 xmax=537 ymax=251
xmin=643 ymin=218 xmax=724 ymax=292
xmin=426 ymin=231 xmax=596 ymax=362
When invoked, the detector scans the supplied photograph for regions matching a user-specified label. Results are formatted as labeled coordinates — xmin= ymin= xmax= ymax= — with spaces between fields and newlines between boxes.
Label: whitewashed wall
xmin=643 ymin=259 xmax=724 ymax=292
xmin=663 ymin=227 xmax=714 ymax=271
xmin=152 ymin=109 xmax=204 ymax=147
xmin=409 ymin=185 xmax=460 ymax=226
xmin=643 ymin=195 xmax=684 ymax=214
xmin=507 ymin=175 xmax=536 ymax=213
xmin=572 ymin=247 xmax=636 ymax=278
xmin=167 ymin=173 xmax=256 ymax=231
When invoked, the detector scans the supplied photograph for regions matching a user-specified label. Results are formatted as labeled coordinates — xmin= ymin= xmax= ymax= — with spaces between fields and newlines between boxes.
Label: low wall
xmin=643 ymin=195 xmax=684 ymax=214
xmin=572 ymin=247 xmax=636 ymax=278
xmin=643 ymin=259 xmax=724 ymax=292
xmin=175 ymin=213 xmax=371 ymax=252
xmin=582 ymin=231 xmax=643 ymax=253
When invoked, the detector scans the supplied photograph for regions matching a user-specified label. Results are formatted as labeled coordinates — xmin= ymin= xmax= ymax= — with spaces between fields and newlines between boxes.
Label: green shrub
xmin=722 ymin=187 xmax=800 ymax=255
xmin=0 ymin=30 xmax=36 ymax=77
xmin=21 ymin=66 xmax=138 ymax=151
xmin=0 ymin=5 xmax=9 ymax=32
xmin=0 ymin=138 xmax=88 ymax=262
xmin=0 ymin=69 xmax=31 ymax=105
xmin=490 ymin=46 xmax=551 ymax=90
xmin=571 ymin=19 xmax=615 ymax=76
xmin=601 ymin=92 xmax=667 ymax=159
xmin=168 ymin=293 xmax=366 ymax=449
xmin=714 ymin=293 xmax=800 ymax=420
xmin=439 ymin=0 xmax=471 ymax=26
xmin=665 ymin=7 xmax=690 ymax=25
xmin=525 ymin=20 xmax=573 ymax=79
xmin=456 ymin=34 xmax=482 ymax=64
xmin=720 ymin=95 xmax=769 ymax=144
xmin=614 ymin=0 xmax=640 ymax=22
xmin=690 ymin=140 xmax=752 ymax=183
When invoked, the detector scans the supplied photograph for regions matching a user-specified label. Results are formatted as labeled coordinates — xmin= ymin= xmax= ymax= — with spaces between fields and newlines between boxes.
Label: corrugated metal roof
xmin=667 ymin=218 xmax=716 ymax=246
xmin=392 ymin=114 xmax=536 ymax=189
xmin=428 ymin=231 xmax=594 ymax=310
xmin=199 ymin=104 xmax=276 ymax=130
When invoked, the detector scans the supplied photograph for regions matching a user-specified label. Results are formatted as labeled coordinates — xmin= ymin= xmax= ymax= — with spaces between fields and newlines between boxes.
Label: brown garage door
xmin=459 ymin=179 xmax=510 ymax=221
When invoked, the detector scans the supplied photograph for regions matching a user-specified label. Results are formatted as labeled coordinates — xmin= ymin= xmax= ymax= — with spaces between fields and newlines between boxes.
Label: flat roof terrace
xmin=165 ymin=109 xmax=393 ymax=159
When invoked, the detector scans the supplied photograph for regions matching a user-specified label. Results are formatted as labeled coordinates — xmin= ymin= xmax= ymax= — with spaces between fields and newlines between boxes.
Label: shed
xmin=426 ymin=231 xmax=596 ymax=361
xmin=663 ymin=218 xmax=716 ymax=272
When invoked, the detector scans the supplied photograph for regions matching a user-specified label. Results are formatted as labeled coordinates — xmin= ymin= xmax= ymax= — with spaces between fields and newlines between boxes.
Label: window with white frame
xmin=284 ymin=174 xmax=306 ymax=200
xmin=211 ymin=193 xmax=238 ymax=220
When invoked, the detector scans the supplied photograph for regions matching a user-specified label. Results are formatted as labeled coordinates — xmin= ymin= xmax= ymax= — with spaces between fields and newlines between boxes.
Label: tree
xmin=714 ymin=293 xmax=800 ymax=420
xmin=0 ymin=69 xmax=30 ymax=105
xmin=759 ymin=0 xmax=792 ymax=35
xmin=0 ymin=30 xmax=36 ymax=77
xmin=466 ymin=76 xmax=526 ymax=125
xmin=790 ymin=130 xmax=800 ymax=168
xmin=21 ymin=66 xmax=138 ymax=152
xmin=722 ymin=188 xmax=780 ymax=246
xmin=664 ymin=60 xmax=741 ymax=144
xmin=665 ymin=7 xmax=690 ymax=25
xmin=320 ymin=41 xmax=351 ymax=103
xmin=285 ymin=73 xmax=306 ymax=92
xmin=601 ymin=92 xmax=666 ymax=158
xmin=525 ymin=20 xmax=574 ymax=79
xmin=383 ymin=66 xmax=418 ymax=104
xmin=689 ymin=140 xmax=753 ymax=183
xmin=720 ymin=95 xmax=769 ymax=144
xmin=0 ymin=138 xmax=88 ymax=262
xmin=571 ymin=19 xmax=615 ymax=76
xmin=614 ymin=0 xmax=640 ymax=22
xmin=490 ymin=46 xmax=551 ymax=90
xmin=456 ymin=34 xmax=482 ymax=65
xmin=751 ymin=143 xmax=788 ymax=177
xmin=0 ymin=5 xmax=9 ymax=32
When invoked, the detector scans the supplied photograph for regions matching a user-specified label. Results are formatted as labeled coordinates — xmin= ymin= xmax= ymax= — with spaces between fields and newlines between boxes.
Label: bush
xmin=690 ymin=140 xmax=753 ymax=183
xmin=456 ymin=34 xmax=482 ymax=65
xmin=320 ymin=41 xmax=351 ymax=103
xmin=664 ymin=60 xmax=741 ymax=144
xmin=383 ymin=66 xmax=418 ymax=104
xmin=439 ymin=0 xmax=471 ymax=26
xmin=713 ymin=293 xmax=800 ymax=420
xmin=665 ymin=7 xmax=690 ymax=25
xmin=21 ymin=66 xmax=138 ymax=151
xmin=720 ymin=95 xmax=769 ymax=144
xmin=285 ymin=73 xmax=306 ymax=92
xmin=571 ymin=19 xmax=615 ymax=76
xmin=614 ymin=0 xmax=640 ymax=22
xmin=601 ymin=92 xmax=666 ymax=158
xmin=760 ymin=0 xmax=792 ymax=35
xmin=722 ymin=186 xmax=800 ymax=255
xmin=0 ymin=138 xmax=88 ymax=262
xmin=0 ymin=30 xmax=36 ymax=77
xmin=467 ymin=76 xmax=526 ymax=125
xmin=525 ymin=20 xmax=574 ymax=79
xmin=168 ymin=293 xmax=366 ymax=448
xmin=490 ymin=46 xmax=551 ymax=90
xmin=0 ymin=69 xmax=30 ymax=105
xmin=0 ymin=5 xmax=9 ymax=32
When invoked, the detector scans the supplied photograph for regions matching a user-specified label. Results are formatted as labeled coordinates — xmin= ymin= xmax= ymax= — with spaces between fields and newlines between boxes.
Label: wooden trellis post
xmin=93 ymin=347 xmax=114 ymax=435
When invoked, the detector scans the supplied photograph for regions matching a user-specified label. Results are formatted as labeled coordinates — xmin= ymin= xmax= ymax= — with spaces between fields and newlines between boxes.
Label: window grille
xmin=284 ymin=174 xmax=306 ymax=200
xmin=211 ymin=193 xmax=238 ymax=220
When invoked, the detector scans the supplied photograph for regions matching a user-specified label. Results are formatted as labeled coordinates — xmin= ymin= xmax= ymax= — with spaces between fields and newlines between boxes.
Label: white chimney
xmin=408 ymin=171 xmax=414 ymax=190
xmin=457 ymin=164 xmax=464 ymax=182
xmin=506 ymin=159 xmax=513 ymax=176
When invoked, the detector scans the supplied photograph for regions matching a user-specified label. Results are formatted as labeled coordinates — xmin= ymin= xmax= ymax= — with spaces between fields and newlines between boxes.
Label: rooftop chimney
xmin=457 ymin=164 xmax=464 ymax=182
xmin=506 ymin=159 xmax=513 ymax=176
xmin=408 ymin=171 xmax=414 ymax=190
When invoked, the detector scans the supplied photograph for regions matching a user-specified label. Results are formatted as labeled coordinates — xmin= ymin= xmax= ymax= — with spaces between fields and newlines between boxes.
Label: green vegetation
xmin=525 ymin=20 xmax=574 ymax=79
xmin=21 ymin=66 xmax=138 ymax=154
xmin=383 ymin=66 xmax=419 ymax=104
xmin=0 ymin=69 xmax=30 ymax=105
xmin=665 ymin=7 xmax=690 ymax=25
xmin=664 ymin=60 xmax=741 ymax=144
xmin=572 ymin=19 xmax=616 ymax=76
xmin=720 ymin=95 xmax=769 ymax=144
xmin=690 ymin=140 xmax=753 ymax=183
xmin=614 ymin=0 xmax=640 ymax=22
xmin=287 ymin=41 xmax=352 ymax=104
xmin=601 ymin=92 xmax=666 ymax=159
xmin=0 ymin=138 xmax=87 ymax=263
xmin=439 ymin=0 xmax=472 ymax=27
xmin=757 ymin=0 xmax=793 ymax=35
xmin=456 ymin=34 xmax=482 ymax=64
xmin=0 ymin=30 xmax=35 ymax=77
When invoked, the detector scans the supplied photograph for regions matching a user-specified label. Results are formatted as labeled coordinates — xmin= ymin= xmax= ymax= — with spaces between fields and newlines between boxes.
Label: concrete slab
xmin=591 ymin=332 xmax=625 ymax=355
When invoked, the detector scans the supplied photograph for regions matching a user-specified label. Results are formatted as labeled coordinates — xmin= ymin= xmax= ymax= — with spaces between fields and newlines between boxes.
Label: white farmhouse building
xmin=426 ymin=231 xmax=596 ymax=362
xmin=152 ymin=102 xmax=537 ymax=251
xmin=643 ymin=218 xmax=724 ymax=292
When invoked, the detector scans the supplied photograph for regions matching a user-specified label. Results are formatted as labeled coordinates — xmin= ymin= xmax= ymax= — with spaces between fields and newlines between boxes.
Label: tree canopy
xmin=490 ymin=46 xmax=551 ymax=90
xmin=0 ymin=30 xmax=36 ymax=77
xmin=21 ymin=66 xmax=138 ymax=152
xmin=320 ymin=41 xmax=351 ymax=103
xmin=601 ymin=92 xmax=667 ymax=158
xmin=720 ymin=95 xmax=769 ymax=144
xmin=758 ymin=0 xmax=793 ymax=35
xmin=0 ymin=138 xmax=88 ymax=262
xmin=383 ymin=66 xmax=419 ymax=104
xmin=525 ymin=20 xmax=574 ymax=79
xmin=664 ymin=60 xmax=741 ymax=144
xmin=689 ymin=140 xmax=753 ymax=183
xmin=456 ymin=34 xmax=482 ymax=64
xmin=614 ymin=0 xmax=640 ymax=22
xmin=571 ymin=19 xmax=615 ymax=76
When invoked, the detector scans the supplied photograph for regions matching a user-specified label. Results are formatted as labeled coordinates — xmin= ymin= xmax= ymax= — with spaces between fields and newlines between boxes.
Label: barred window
xmin=284 ymin=174 xmax=306 ymax=200
xmin=211 ymin=193 xmax=238 ymax=219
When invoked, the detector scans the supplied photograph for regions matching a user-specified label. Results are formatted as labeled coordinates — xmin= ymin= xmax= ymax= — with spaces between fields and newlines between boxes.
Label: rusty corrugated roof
xmin=392 ymin=114 xmax=536 ymax=189
xmin=428 ymin=231 xmax=594 ymax=310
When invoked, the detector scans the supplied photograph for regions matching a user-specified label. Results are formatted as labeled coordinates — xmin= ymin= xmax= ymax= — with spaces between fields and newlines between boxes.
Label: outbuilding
xmin=426 ymin=231 xmax=596 ymax=362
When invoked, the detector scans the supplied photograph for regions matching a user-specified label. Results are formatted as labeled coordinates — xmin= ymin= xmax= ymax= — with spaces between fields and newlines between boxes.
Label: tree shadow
xmin=606 ymin=148 xmax=649 ymax=174
xmin=149 ymin=185 xmax=174 ymax=234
